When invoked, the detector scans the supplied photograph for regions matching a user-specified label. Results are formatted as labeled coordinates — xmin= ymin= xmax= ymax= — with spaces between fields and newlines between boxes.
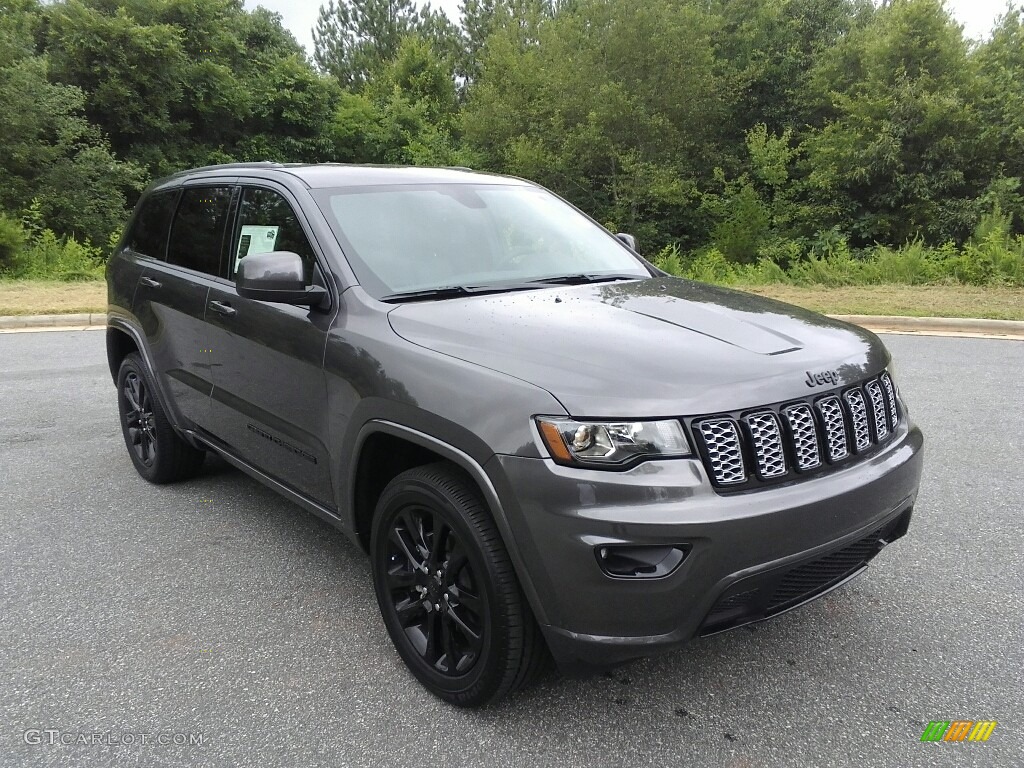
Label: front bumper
xmin=487 ymin=421 xmax=924 ymax=674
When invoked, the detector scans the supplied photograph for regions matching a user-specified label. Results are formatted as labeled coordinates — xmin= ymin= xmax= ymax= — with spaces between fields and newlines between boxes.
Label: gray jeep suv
xmin=106 ymin=163 xmax=924 ymax=706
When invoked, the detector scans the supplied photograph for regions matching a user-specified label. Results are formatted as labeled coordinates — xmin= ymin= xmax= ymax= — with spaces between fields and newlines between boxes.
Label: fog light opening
xmin=595 ymin=544 xmax=689 ymax=579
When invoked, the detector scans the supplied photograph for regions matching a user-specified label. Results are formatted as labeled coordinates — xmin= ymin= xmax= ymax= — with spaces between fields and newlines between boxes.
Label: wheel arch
xmin=106 ymin=318 xmax=191 ymax=441
xmin=347 ymin=420 xmax=550 ymax=626
xmin=106 ymin=324 xmax=141 ymax=384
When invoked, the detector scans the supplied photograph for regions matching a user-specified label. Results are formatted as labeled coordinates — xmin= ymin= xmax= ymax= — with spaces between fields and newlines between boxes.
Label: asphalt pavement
xmin=1 ymin=330 xmax=1021 ymax=767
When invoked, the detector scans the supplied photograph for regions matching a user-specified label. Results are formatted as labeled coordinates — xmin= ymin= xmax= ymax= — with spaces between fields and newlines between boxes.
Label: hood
xmin=387 ymin=277 xmax=889 ymax=416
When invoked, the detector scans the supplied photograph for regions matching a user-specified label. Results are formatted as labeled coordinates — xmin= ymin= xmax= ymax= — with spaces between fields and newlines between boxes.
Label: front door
xmin=203 ymin=184 xmax=336 ymax=507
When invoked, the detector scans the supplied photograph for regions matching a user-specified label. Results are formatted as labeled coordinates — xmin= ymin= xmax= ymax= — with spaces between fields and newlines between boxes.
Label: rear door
xmin=134 ymin=181 xmax=236 ymax=430
xmin=203 ymin=183 xmax=336 ymax=507
xmin=111 ymin=188 xmax=178 ymax=323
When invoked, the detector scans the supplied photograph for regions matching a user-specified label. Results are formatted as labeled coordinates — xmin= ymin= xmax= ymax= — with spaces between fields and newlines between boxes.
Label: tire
xmin=116 ymin=352 xmax=205 ymax=484
xmin=370 ymin=463 xmax=547 ymax=707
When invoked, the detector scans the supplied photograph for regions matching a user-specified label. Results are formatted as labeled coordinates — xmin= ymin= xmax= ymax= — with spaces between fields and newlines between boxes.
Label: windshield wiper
xmin=380 ymin=274 xmax=646 ymax=303
xmin=379 ymin=284 xmax=537 ymax=303
xmin=525 ymin=273 xmax=646 ymax=286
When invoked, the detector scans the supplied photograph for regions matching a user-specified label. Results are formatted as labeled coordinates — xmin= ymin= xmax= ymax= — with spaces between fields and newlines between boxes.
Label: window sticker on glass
xmin=235 ymin=225 xmax=280 ymax=271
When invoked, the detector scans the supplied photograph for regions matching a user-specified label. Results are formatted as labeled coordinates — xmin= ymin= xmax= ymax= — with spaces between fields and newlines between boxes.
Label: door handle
xmin=139 ymin=276 xmax=161 ymax=288
xmin=208 ymin=300 xmax=236 ymax=317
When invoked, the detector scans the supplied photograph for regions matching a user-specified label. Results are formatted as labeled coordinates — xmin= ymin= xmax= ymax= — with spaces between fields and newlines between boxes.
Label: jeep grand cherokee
xmin=106 ymin=163 xmax=924 ymax=706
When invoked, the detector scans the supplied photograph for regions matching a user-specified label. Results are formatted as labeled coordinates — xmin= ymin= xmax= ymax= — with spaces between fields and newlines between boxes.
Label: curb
xmin=0 ymin=313 xmax=102 ymax=329
xmin=0 ymin=312 xmax=1022 ymax=339
xmin=830 ymin=315 xmax=1024 ymax=339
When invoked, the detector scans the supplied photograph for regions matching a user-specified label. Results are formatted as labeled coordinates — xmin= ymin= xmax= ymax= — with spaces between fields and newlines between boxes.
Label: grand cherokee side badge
xmin=805 ymin=369 xmax=841 ymax=388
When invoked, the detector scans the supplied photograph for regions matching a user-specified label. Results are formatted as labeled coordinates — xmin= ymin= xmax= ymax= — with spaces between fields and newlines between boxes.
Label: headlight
xmin=536 ymin=417 xmax=692 ymax=468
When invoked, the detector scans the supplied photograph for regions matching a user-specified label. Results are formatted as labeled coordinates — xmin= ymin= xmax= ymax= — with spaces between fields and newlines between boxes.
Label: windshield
xmin=311 ymin=183 xmax=650 ymax=299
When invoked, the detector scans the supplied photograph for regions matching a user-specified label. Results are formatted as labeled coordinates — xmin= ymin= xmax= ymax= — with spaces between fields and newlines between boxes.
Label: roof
xmin=153 ymin=162 xmax=528 ymax=190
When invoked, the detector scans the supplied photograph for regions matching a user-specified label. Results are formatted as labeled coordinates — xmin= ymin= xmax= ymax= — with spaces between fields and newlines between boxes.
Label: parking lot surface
xmin=1 ymin=330 xmax=1021 ymax=767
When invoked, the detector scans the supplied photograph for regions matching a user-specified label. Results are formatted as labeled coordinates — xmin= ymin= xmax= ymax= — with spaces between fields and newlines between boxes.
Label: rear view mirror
xmin=615 ymin=233 xmax=638 ymax=252
xmin=236 ymin=251 xmax=326 ymax=305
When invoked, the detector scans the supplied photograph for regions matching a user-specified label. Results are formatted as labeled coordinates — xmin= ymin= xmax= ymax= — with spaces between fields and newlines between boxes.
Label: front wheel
xmin=370 ymin=463 xmax=546 ymax=706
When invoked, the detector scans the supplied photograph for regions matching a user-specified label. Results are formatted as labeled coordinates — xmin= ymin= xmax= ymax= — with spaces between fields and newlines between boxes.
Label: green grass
xmin=736 ymin=284 xmax=1024 ymax=321
xmin=0 ymin=279 xmax=105 ymax=316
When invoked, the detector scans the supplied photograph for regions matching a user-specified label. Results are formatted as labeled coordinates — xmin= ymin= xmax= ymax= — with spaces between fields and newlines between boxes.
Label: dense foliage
xmin=1 ymin=0 xmax=1022 ymax=283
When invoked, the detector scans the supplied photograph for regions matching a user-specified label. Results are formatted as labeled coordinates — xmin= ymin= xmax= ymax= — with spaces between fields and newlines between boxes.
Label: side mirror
xmin=236 ymin=251 xmax=327 ymax=306
xmin=615 ymin=233 xmax=638 ymax=252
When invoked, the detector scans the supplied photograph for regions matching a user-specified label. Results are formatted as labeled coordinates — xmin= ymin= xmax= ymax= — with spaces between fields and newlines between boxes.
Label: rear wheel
xmin=370 ymin=463 xmax=546 ymax=706
xmin=116 ymin=353 xmax=205 ymax=483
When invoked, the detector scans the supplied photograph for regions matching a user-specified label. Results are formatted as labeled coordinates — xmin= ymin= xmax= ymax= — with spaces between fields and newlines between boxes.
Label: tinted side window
xmin=232 ymin=187 xmax=316 ymax=280
xmin=125 ymin=191 xmax=178 ymax=259
xmin=167 ymin=187 xmax=233 ymax=276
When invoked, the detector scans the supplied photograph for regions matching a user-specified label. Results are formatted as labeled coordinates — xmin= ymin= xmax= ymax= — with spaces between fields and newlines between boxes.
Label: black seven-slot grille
xmin=692 ymin=371 xmax=900 ymax=491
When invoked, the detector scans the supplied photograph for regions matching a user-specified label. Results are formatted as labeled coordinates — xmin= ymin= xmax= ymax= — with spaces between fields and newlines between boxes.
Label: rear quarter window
xmin=166 ymin=187 xmax=234 ymax=276
xmin=123 ymin=191 xmax=178 ymax=260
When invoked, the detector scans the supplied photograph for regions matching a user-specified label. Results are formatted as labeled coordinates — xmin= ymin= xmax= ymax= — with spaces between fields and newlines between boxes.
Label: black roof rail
xmin=165 ymin=161 xmax=283 ymax=179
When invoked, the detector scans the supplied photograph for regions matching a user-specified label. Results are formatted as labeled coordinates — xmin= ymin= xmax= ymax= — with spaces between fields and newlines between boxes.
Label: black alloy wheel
xmin=116 ymin=352 xmax=205 ymax=483
xmin=122 ymin=370 xmax=156 ymax=467
xmin=385 ymin=503 xmax=487 ymax=676
xmin=371 ymin=463 xmax=547 ymax=706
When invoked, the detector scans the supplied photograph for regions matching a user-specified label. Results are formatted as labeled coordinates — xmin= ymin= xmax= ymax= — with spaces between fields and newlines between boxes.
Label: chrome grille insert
xmin=744 ymin=412 xmax=787 ymax=479
xmin=690 ymin=370 xmax=899 ymax=491
xmin=865 ymin=380 xmax=889 ymax=441
xmin=815 ymin=395 xmax=849 ymax=461
xmin=697 ymin=419 xmax=746 ymax=485
xmin=781 ymin=404 xmax=821 ymax=471
xmin=880 ymin=372 xmax=899 ymax=427
xmin=843 ymin=388 xmax=871 ymax=452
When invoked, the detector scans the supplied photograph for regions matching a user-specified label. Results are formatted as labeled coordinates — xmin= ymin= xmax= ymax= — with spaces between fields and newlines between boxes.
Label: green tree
xmin=416 ymin=5 xmax=466 ymax=82
xmin=0 ymin=0 xmax=145 ymax=244
xmin=0 ymin=56 xmax=145 ymax=244
xmin=974 ymin=7 xmax=1024 ymax=230
xmin=463 ymin=0 xmax=727 ymax=248
xmin=42 ymin=0 xmax=326 ymax=175
xmin=459 ymin=0 xmax=558 ymax=81
xmin=328 ymin=35 xmax=462 ymax=165
xmin=798 ymin=0 xmax=985 ymax=245
xmin=44 ymin=1 xmax=188 ymax=159
xmin=702 ymin=125 xmax=803 ymax=263
xmin=367 ymin=34 xmax=458 ymax=122
xmin=313 ymin=0 xmax=457 ymax=88
xmin=3 ymin=0 xmax=1022 ymax=268
xmin=236 ymin=55 xmax=342 ymax=163
xmin=712 ymin=0 xmax=874 ymax=142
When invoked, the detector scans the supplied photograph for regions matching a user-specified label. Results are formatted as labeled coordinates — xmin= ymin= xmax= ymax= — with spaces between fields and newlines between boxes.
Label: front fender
xmin=342 ymin=418 xmax=553 ymax=626
xmin=323 ymin=308 xmax=566 ymax=513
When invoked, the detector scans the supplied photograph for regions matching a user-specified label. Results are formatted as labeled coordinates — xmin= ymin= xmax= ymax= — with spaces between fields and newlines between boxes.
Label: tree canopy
xmin=1 ymin=0 xmax=1022 ymax=261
